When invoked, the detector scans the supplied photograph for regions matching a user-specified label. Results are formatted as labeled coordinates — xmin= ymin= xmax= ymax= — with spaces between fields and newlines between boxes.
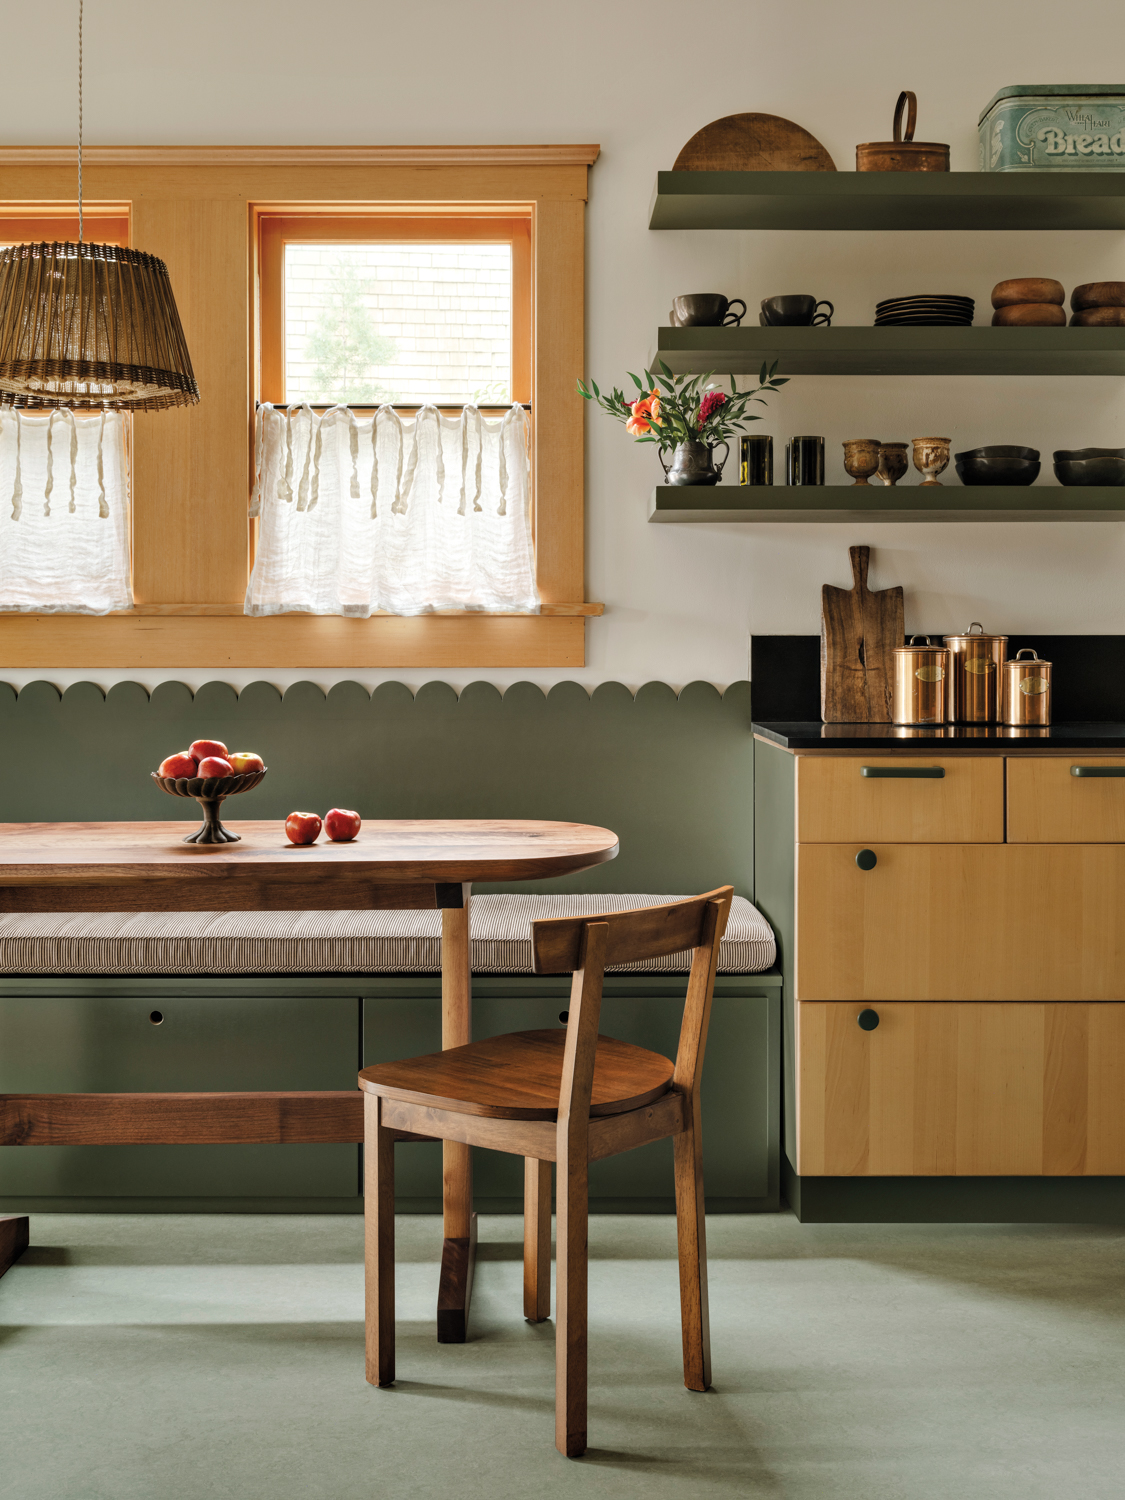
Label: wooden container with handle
xmin=857 ymin=92 xmax=950 ymax=172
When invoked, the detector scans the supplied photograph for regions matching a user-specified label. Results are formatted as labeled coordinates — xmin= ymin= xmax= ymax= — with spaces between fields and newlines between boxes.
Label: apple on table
xmin=285 ymin=812 xmax=322 ymax=845
xmin=324 ymin=808 xmax=362 ymax=842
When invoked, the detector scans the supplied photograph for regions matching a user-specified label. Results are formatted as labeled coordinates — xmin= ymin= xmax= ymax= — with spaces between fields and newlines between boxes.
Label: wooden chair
xmin=358 ymin=885 xmax=733 ymax=1458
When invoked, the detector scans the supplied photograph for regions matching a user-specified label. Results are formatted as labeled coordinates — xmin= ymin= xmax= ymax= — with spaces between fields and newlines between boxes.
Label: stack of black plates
xmin=875 ymin=295 xmax=974 ymax=327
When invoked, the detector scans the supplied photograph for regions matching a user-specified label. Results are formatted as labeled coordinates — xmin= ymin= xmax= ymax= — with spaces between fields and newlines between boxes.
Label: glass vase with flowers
xmin=578 ymin=359 xmax=787 ymax=485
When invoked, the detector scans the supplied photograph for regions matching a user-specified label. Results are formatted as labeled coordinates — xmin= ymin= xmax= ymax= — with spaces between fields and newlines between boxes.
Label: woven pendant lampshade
xmin=0 ymin=239 xmax=199 ymax=412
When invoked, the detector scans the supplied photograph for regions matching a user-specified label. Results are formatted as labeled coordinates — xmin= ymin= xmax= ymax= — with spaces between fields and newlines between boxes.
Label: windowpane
xmin=283 ymin=243 xmax=513 ymax=406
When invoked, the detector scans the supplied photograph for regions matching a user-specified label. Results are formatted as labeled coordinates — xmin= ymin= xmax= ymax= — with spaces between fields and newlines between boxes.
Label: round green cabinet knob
xmin=858 ymin=1009 xmax=880 ymax=1031
xmin=855 ymin=848 xmax=878 ymax=871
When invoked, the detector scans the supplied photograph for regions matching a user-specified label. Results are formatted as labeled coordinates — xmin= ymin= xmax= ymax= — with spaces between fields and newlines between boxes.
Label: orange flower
xmin=626 ymin=388 xmax=663 ymax=436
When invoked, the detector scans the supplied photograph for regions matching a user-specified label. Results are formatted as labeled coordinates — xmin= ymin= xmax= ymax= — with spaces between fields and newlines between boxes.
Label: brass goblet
xmin=876 ymin=442 xmax=909 ymax=487
xmin=912 ymin=436 xmax=951 ymax=486
xmin=843 ymin=439 xmax=881 ymax=485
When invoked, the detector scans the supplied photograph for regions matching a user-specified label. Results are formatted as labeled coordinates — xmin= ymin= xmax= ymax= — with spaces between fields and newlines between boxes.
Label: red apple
xmin=324 ymin=807 xmax=361 ymax=842
xmin=189 ymin=738 xmax=228 ymax=762
xmin=197 ymin=755 xmax=234 ymax=778
xmin=158 ymin=752 xmax=197 ymax=779
xmin=228 ymin=752 xmax=265 ymax=775
xmin=285 ymin=811 xmax=322 ymax=845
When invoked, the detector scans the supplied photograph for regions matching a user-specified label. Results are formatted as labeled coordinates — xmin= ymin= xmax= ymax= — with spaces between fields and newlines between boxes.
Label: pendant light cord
xmin=77 ymin=0 xmax=83 ymax=243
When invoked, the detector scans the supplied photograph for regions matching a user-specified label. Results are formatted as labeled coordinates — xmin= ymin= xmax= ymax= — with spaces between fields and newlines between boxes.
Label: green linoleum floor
xmin=2 ymin=1211 xmax=1124 ymax=1500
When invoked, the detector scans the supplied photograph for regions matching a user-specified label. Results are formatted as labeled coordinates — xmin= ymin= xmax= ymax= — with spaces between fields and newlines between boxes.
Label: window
xmin=250 ymin=212 xmax=536 ymax=617
xmin=0 ymin=145 xmax=598 ymax=668
xmin=0 ymin=212 xmax=132 ymax=614
xmin=257 ymin=213 xmax=531 ymax=408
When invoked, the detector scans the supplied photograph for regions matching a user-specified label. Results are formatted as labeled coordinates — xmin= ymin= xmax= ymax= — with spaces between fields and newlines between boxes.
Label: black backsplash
xmin=751 ymin=635 xmax=1125 ymax=723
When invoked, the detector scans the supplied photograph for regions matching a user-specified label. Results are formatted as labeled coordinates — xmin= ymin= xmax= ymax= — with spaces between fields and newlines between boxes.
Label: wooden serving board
xmin=820 ymin=546 xmax=904 ymax=722
xmin=674 ymin=113 xmax=836 ymax=172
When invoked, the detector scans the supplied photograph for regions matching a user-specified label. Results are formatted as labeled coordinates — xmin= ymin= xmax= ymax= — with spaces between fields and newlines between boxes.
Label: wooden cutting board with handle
xmin=821 ymin=546 xmax=904 ymax=722
xmin=674 ymin=113 xmax=836 ymax=172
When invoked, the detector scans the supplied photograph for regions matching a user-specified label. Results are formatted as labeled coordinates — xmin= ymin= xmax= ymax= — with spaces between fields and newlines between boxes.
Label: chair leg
xmin=673 ymin=1116 xmax=712 ymax=1392
xmin=364 ymin=1093 xmax=396 ymax=1387
xmin=523 ymin=1158 xmax=552 ymax=1322
xmin=555 ymin=1139 xmax=588 ymax=1457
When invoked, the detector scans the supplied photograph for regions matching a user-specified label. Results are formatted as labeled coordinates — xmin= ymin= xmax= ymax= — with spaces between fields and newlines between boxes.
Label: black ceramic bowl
xmin=954 ymin=446 xmax=1041 ymax=486
xmin=1053 ymin=448 xmax=1125 ymax=487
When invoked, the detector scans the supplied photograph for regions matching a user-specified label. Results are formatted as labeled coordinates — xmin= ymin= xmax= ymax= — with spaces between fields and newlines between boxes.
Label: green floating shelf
xmin=649 ymin=486 xmax=1125 ymax=524
xmin=656 ymin=325 xmax=1125 ymax=376
xmin=649 ymin=171 xmax=1125 ymax=232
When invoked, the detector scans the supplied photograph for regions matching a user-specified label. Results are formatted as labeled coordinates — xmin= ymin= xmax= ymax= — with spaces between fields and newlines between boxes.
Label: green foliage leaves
xmin=577 ymin=357 xmax=789 ymax=451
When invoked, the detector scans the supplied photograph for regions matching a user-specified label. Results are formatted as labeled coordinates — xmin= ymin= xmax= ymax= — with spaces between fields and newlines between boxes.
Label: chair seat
xmin=358 ymin=1028 xmax=674 ymax=1120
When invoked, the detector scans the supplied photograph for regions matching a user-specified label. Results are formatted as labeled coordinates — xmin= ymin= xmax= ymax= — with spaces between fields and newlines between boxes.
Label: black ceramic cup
xmin=786 ymin=436 xmax=825 ymax=486
xmin=671 ymin=294 xmax=747 ymax=328
xmin=760 ymin=295 xmax=834 ymax=327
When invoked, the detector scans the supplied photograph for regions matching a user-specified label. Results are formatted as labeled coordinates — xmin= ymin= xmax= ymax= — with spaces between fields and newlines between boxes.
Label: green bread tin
xmin=979 ymin=85 xmax=1125 ymax=171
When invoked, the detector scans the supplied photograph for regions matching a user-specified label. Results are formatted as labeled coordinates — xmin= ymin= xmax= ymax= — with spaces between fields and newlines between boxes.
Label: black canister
xmin=740 ymin=434 xmax=774 ymax=485
xmin=786 ymin=435 xmax=825 ymax=486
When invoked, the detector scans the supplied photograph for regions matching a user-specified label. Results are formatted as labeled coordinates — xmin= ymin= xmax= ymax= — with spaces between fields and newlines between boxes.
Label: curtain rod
xmin=256 ymin=401 xmax=531 ymax=412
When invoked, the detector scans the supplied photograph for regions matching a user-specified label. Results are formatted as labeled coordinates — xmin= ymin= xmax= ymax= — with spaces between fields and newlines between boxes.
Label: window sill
xmin=118 ymin=602 xmax=604 ymax=618
xmin=0 ymin=609 xmax=601 ymax=669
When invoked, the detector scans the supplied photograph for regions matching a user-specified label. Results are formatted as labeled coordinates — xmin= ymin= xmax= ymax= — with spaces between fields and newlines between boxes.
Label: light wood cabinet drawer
xmin=797 ymin=755 xmax=1003 ymax=843
xmin=1008 ymin=755 xmax=1125 ymax=842
xmin=796 ymin=843 xmax=1125 ymax=1001
xmin=796 ymin=1000 xmax=1125 ymax=1176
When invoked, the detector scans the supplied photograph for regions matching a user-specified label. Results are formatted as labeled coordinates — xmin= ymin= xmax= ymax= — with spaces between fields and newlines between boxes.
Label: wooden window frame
xmin=257 ymin=210 xmax=533 ymax=408
xmin=0 ymin=146 xmax=600 ymax=668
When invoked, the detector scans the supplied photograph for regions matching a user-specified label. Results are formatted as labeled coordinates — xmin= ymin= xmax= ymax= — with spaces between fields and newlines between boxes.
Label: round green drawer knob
xmin=855 ymin=848 xmax=878 ymax=871
xmin=857 ymin=1009 xmax=880 ymax=1031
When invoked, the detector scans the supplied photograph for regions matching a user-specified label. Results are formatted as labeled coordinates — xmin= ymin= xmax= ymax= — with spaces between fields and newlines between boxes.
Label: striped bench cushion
xmin=0 ymin=894 xmax=775 ymax=977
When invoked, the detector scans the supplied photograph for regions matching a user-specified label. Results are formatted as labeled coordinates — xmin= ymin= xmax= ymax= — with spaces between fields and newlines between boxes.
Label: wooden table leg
xmin=0 ymin=1214 xmax=29 ymax=1279
xmin=438 ymin=891 xmax=475 ymax=1343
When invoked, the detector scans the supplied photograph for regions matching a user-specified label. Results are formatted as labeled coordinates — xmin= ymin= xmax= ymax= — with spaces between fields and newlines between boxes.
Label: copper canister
xmin=944 ymin=622 xmax=1007 ymax=723
xmin=1002 ymin=648 xmax=1052 ymax=726
xmin=893 ymin=635 xmax=949 ymax=724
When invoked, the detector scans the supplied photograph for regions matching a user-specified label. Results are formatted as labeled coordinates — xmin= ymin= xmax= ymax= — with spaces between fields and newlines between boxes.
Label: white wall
xmin=3 ymin=0 xmax=1124 ymax=693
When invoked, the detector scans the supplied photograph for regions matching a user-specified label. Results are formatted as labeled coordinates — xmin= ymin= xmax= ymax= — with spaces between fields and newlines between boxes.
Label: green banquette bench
xmin=0 ymin=678 xmax=780 ymax=1215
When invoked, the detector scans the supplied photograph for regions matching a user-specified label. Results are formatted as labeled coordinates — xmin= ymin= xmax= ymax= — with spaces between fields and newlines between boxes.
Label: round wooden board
xmin=674 ymin=113 xmax=836 ymax=172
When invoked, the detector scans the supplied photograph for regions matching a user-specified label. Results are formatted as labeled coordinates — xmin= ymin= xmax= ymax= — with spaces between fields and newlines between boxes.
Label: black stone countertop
xmin=753 ymin=721 xmax=1125 ymax=750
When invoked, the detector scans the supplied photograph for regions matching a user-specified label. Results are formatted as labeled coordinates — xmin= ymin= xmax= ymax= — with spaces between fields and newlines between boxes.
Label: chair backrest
xmin=532 ymin=888 xmax=734 ymax=1128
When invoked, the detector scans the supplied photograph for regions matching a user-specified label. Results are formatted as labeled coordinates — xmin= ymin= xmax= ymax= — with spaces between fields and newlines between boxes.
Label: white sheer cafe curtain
xmin=246 ymin=403 xmax=539 ymax=616
xmin=0 ymin=411 xmax=132 ymax=614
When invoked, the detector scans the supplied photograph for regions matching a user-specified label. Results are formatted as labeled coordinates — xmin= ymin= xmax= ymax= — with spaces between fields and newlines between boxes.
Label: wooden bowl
xmin=1071 ymin=282 xmax=1125 ymax=311
xmin=991 ymin=278 xmax=1065 ymax=308
xmin=991 ymin=303 xmax=1066 ymax=326
xmin=151 ymin=767 xmax=268 ymax=844
xmin=1071 ymin=306 xmax=1125 ymax=327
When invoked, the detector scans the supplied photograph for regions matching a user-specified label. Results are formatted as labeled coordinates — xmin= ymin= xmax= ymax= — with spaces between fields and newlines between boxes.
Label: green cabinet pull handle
xmin=855 ymin=849 xmax=878 ymax=871
xmin=1072 ymin=766 xmax=1125 ymax=777
xmin=858 ymin=1009 xmax=880 ymax=1031
xmin=861 ymin=766 xmax=945 ymax=779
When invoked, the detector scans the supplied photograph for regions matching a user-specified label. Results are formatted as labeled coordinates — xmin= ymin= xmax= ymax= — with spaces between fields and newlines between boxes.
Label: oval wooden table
xmin=0 ymin=818 xmax=620 ymax=1340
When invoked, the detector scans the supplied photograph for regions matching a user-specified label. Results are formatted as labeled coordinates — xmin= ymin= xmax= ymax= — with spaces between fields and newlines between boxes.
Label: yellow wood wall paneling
xmin=0 ymin=152 xmax=596 ymax=666
xmin=797 ymin=1001 xmax=1125 ymax=1177
xmin=1007 ymin=755 xmax=1125 ymax=843
xmin=795 ymin=843 xmax=1125 ymax=1001
xmin=532 ymin=198 xmax=585 ymax=603
xmin=796 ymin=754 xmax=1004 ymax=844
xmin=130 ymin=196 xmax=250 ymax=606
xmin=0 ymin=614 xmax=585 ymax=669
